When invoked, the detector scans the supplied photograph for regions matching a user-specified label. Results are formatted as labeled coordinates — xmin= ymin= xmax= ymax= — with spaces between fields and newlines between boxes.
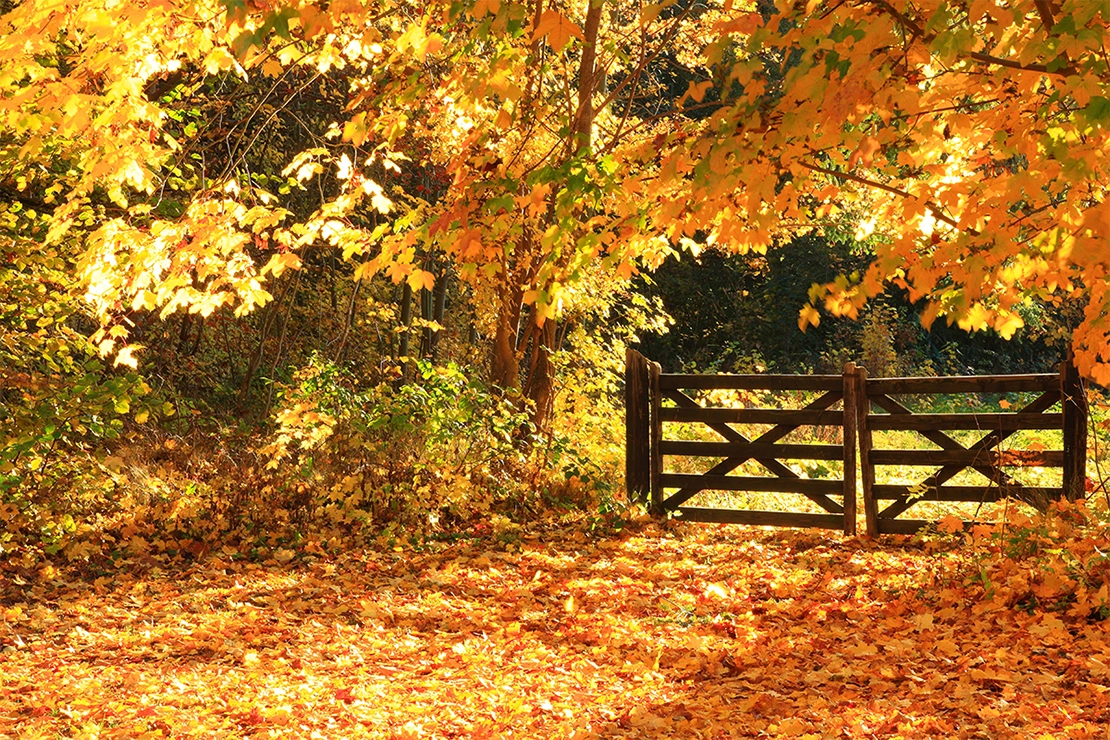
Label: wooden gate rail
xmin=625 ymin=350 xmax=858 ymax=534
xmin=627 ymin=351 xmax=1088 ymax=537
xmin=858 ymin=363 xmax=1087 ymax=536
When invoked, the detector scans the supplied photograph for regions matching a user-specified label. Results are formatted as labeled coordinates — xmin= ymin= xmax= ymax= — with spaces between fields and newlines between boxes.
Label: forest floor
xmin=2 ymin=518 xmax=1110 ymax=739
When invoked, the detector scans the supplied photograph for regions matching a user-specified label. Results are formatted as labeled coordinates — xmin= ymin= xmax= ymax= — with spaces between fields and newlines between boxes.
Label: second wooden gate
xmin=626 ymin=350 xmax=858 ymax=535
xmin=626 ymin=350 xmax=1088 ymax=536
xmin=857 ymin=363 xmax=1087 ymax=535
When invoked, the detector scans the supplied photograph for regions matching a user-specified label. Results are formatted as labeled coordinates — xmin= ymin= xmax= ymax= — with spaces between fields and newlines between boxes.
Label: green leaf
xmin=1083 ymin=96 xmax=1110 ymax=125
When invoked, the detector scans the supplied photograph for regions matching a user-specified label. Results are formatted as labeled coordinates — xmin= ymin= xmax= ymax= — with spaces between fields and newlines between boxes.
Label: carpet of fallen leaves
xmin=3 ymin=520 xmax=1110 ymax=739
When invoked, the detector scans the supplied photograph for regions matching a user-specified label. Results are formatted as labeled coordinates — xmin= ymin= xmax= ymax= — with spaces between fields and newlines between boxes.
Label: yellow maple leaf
xmin=262 ymin=251 xmax=302 ymax=278
xmin=995 ymin=311 xmax=1024 ymax=340
xmin=685 ymin=80 xmax=713 ymax=103
xmin=798 ymin=304 xmax=821 ymax=331
xmin=957 ymin=303 xmax=991 ymax=333
xmin=533 ymin=10 xmax=584 ymax=51
xmin=471 ymin=0 xmax=500 ymax=17
xmin=260 ymin=57 xmax=284 ymax=78
xmin=114 ymin=344 xmax=141 ymax=368
xmin=407 ymin=269 xmax=435 ymax=292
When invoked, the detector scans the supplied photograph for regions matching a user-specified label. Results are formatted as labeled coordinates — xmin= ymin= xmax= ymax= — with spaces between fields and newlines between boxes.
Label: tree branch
xmin=797 ymin=160 xmax=979 ymax=236
xmin=861 ymin=0 xmax=1076 ymax=76
xmin=1032 ymin=0 xmax=1057 ymax=32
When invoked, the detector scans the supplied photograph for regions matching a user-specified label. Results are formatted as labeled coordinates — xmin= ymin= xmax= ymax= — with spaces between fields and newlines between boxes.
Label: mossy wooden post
xmin=649 ymin=360 xmax=664 ymax=517
xmin=1062 ymin=358 xmax=1088 ymax=502
xmin=856 ymin=365 xmax=878 ymax=537
xmin=841 ymin=362 xmax=858 ymax=536
xmin=625 ymin=349 xmax=650 ymax=504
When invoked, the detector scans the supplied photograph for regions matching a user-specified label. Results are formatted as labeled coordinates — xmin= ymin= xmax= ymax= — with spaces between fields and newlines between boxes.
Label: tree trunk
xmin=240 ymin=274 xmax=293 ymax=403
xmin=420 ymin=278 xmax=434 ymax=357
xmin=488 ymin=0 xmax=602 ymax=425
xmin=491 ymin=285 xmax=521 ymax=392
xmin=399 ymin=281 xmax=413 ymax=380
xmin=430 ymin=266 xmax=449 ymax=362
xmin=333 ymin=277 xmax=361 ymax=364
xmin=572 ymin=0 xmax=604 ymax=154
xmin=177 ymin=313 xmax=193 ymax=355
xmin=523 ymin=314 xmax=558 ymax=431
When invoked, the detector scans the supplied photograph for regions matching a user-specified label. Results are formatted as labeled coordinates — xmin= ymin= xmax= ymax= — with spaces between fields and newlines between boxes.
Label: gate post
xmin=1062 ymin=358 xmax=1088 ymax=502
xmin=649 ymin=360 xmax=664 ymax=516
xmin=625 ymin=349 xmax=651 ymax=504
xmin=855 ymin=365 xmax=878 ymax=537
xmin=842 ymin=362 xmax=858 ymax=535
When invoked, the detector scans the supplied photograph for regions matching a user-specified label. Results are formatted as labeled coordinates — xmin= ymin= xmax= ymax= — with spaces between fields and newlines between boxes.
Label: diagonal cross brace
xmin=662 ymin=390 xmax=844 ymax=514
xmin=873 ymin=391 xmax=1061 ymax=518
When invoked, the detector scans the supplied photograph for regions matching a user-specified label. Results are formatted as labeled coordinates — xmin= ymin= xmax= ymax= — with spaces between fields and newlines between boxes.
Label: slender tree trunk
xmin=189 ymin=317 xmax=205 ymax=356
xmin=573 ymin=0 xmax=603 ymax=154
xmin=491 ymin=287 xmax=521 ymax=391
xmin=177 ymin=313 xmax=193 ymax=354
xmin=420 ymin=279 xmax=434 ymax=357
xmin=523 ymin=314 xmax=558 ymax=431
xmin=515 ymin=0 xmax=601 ymax=431
xmin=488 ymin=0 xmax=602 ymax=426
xmin=332 ymin=277 xmax=362 ymax=364
xmin=240 ymin=274 xmax=294 ymax=403
xmin=431 ymin=266 xmax=449 ymax=362
xmin=399 ymin=281 xmax=414 ymax=380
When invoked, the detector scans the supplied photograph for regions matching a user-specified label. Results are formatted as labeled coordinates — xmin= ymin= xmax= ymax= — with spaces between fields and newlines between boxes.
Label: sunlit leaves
xmin=5 ymin=0 xmax=1110 ymax=426
xmin=4 ymin=514 xmax=1110 ymax=736
xmin=532 ymin=9 xmax=584 ymax=51
xmin=642 ymin=0 xmax=1110 ymax=380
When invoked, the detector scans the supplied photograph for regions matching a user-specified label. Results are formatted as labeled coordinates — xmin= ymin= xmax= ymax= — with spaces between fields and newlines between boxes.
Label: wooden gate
xmin=625 ymin=350 xmax=858 ymax=535
xmin=858 ymin=363 xmax=1088 ymax=535
xmin=626 ymin=350 xmax=1088 ymax=536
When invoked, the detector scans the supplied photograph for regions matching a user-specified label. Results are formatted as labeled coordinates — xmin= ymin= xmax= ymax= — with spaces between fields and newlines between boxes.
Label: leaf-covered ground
xmin=3 ymin=520 xmax=1110 ymax=738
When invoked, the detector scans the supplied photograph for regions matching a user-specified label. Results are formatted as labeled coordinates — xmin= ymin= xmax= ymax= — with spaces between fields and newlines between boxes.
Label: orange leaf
xmin=938 ymin=515 xmax=964 ymax=534
xmin=533 ymin=10 xmax=584 ymax=51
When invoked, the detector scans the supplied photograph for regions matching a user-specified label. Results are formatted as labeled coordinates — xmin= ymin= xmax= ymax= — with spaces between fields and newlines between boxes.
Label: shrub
xmin=264 ymin=355 xmax=536 ymax=528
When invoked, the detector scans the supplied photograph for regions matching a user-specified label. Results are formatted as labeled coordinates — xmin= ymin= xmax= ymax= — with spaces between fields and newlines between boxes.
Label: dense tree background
xmin=636 ymin=235 xmax=1075 ymax=377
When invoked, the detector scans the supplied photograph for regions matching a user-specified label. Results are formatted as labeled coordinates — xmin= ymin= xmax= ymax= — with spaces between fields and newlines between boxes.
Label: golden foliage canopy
xmin=1 ymin=0 xmax=1108 ymax=378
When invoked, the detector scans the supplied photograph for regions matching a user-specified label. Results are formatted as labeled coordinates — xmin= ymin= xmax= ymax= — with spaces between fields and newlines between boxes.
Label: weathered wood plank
xmin=867 ymin=413 xmax=1063 ymax=431
xmin=866 ymin=391 xmax=1016 ymax=516
xmin=660 ymin=390 xmax=842 ymax=512
xmin=662 ymin=390 xmax=808 ymax=479
xmin=876 ymin=518 xmax=933 ymax=535
xmin=660 ymin=407 xmax=844 ymax=426
xmin=869 ymin=449 xmax=1064 ymax=466
xmin=1062 ymin=360 xmax=1088 ymax=501
xmin=649 ymin=361 xmax=663 ymax=516
xmin=866 ymin=375 xmax=1058 ymax=394
xmin=857 ymin=367 xmax=878 ymax=537
xmin=674 ymin=508 xmax=845 ymax=529
xmin=871 ymin=484 xmax=1062 ymax=502
xmin=660 ymin=374 xmax=843 ymax=391
xmin=877 ymin=498 xmax=920 ymax=520
xmin=842 ymin=362 xmax=858 ymax=536
xmin=658 ymin=441 xmax=844 ymax=459
xmin=873 ymin=391 xmax=1064 ymax=498
xmin=660 ymin=474 xmax=843 ymax=497
xmin=624 ymin=349 xmax=650 ymax=504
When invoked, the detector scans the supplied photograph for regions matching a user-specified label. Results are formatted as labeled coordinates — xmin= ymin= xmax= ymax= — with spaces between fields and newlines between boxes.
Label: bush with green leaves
xmin=0 ymin=213 xmax=163 ymax=555
xmin=265 ymin=355 xmax=537 ymax=528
